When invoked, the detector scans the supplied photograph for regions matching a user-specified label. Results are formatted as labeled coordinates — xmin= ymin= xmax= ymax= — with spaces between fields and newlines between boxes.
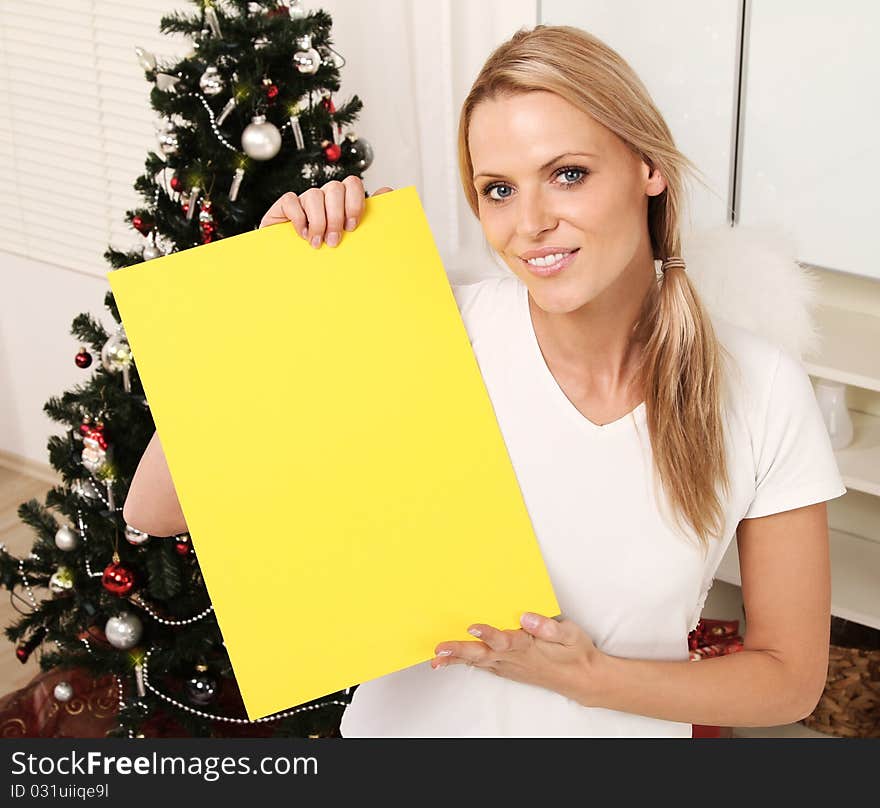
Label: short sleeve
xmin=744 ymin=347 xmax=847 ymax=519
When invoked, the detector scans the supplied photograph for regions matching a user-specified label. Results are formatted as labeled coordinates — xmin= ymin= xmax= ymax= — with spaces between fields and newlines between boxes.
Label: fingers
xmin=258 ymin=177 xmax=390 ymax=249
xmin=432 ymin=624 xmax=530 ymax=670
xmin=432 ymin=639 xmax=492 ymax=669
xmin=259 ymin=191 xmax=306 ymax=231
xmin=519 ymin=613 xmax=574 ymax=645
xmin=341 ymin=174 xmax=365 ymax=233
xmin=465 ymin=624 xmax=521 ymax=653
xmin=298 ymin=185 xmax=329 ymax=247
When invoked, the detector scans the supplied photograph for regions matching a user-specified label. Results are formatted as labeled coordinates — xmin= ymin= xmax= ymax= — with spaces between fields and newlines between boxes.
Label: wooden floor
xmin=0 ymin=466 xmax=54 ymax=696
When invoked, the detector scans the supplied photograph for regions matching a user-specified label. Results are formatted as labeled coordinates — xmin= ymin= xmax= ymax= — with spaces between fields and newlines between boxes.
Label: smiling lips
xmin=520 ymin=248 xmax=580 ymax=276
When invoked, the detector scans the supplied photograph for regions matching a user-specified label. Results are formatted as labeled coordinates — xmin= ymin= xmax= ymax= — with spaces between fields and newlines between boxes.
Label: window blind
xmin=0 ymin=0 xmax=191 ymax=276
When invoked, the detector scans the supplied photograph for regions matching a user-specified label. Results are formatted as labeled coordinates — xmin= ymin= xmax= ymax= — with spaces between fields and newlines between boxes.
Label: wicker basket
xmin=801 ymin=620 xmax=880 ymax=738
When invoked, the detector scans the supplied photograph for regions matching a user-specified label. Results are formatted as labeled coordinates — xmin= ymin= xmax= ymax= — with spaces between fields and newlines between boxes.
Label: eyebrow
xmin=473 ymin=151 xmax=598 ymax=181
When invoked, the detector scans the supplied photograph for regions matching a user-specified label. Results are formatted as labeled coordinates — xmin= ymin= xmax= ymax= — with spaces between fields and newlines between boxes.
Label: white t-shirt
xmin=340 ymin=275 xmax=847 ymax=738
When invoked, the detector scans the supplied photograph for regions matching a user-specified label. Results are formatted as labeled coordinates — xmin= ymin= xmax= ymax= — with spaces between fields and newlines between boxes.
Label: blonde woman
xmin=126 ymin=25 xmax=846 ymax=737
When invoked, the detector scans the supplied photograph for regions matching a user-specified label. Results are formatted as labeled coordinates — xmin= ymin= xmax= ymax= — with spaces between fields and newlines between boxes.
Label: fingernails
xmin=521 ymin=613 xmax=540 ymax=630
xmin=300 ymin=228 xmax=308 ymax=240
xmin=436 ymin=649 xmax=452 ymax=656
xmin=467 ymin=628 xmax=482 ymax=638
xmin=344 ymin=217 xmax=357 ymax=231
xmin=310 ymin=235 xmax=322 ymax=249
xmin=326 ymin=232 xmax=340 ymax=247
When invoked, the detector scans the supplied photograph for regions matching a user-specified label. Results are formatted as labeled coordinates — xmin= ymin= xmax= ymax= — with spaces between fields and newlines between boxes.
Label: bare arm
xmin=122 ymin=430 xmax=188 ymax=537
xmin=578 ymin=502 xmax=831 ymax=726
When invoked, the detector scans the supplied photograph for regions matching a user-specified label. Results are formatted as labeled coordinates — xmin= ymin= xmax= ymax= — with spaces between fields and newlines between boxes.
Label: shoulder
xmin=712 ymin=315 xmax=813 ymax=427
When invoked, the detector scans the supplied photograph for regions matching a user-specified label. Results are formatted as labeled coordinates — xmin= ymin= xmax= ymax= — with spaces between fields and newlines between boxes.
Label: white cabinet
xmin=540 ymin=0 xmax=740 ymax=228
xmin=542 ymin=1 xmax=880 ymax=279
xmin=738 ymin=1 xmax=880 ymax=279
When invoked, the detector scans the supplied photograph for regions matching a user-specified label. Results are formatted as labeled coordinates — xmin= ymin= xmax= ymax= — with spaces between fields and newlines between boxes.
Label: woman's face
xmin=469 ymin=91 xmax=667 ymax=315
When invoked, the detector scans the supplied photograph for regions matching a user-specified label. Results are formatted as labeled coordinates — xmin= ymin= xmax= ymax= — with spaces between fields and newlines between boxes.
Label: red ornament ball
xmin=323 ymin=143 xmax=341 ymax=163
xmin=102 ymin=561 xmax=136 ymax=597
xmin=170 ymin=174 xmax=183 ymax=192
xmin=174 ymin=535 xmax=192 ymax=556
xmin=75 ymin=349 xmax=92 ymax=369
xmin=131 ymin=216 xmax=152 ymax=235
xmin=265 ymin=84 xmax=279 ymax=102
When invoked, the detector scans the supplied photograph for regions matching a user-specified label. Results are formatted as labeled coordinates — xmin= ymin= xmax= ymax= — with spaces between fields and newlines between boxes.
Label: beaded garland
xmin=140 ymin=648 xmax=350 ymax=725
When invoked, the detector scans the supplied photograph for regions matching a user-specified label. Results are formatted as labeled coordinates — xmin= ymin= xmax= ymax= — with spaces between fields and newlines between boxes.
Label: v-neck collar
xmin=518 ymin=280 xmax=647 ymax=436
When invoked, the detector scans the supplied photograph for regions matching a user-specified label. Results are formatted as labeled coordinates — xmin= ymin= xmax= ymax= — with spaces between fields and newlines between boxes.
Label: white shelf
xmin=804 ymin=306 xmax=880 ymax=393
xmin=716 ymin=528 xmax=880 ymax=630
xmin=834 ymin=410 xmax=880 ymax=497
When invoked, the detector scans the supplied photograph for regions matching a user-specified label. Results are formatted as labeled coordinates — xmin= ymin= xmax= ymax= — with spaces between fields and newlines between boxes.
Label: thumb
xmin=519 ymin=612 xmax=561 ymax=642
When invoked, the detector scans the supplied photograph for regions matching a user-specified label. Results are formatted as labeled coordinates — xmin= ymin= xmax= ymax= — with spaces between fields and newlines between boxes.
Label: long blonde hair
xmin=457 ymin=25 xmax=730 ymax=551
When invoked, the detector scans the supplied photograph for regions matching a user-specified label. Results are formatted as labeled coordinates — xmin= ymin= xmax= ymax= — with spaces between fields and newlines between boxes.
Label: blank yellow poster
xmin=108 ymin=186 xmax=560 ymax=720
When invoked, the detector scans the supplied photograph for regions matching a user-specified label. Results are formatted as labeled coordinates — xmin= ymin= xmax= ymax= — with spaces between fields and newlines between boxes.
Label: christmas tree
xmin=0 ymin=0 xmax=373 ymax=738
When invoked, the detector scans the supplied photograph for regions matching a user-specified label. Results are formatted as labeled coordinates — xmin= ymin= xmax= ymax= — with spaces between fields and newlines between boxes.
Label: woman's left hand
xmin=432 ymin=612 xmax=602 ymax=704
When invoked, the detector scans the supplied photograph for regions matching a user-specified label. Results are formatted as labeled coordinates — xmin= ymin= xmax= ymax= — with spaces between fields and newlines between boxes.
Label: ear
xmin=643 ymin=160 xmax=668 ymax=197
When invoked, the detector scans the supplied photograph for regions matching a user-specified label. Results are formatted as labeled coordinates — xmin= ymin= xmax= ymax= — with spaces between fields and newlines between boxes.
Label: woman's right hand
xmin=259 ymin=177 xmax=394 ymax=248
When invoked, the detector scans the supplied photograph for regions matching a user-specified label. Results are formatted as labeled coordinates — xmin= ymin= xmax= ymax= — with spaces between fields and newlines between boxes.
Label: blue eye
xmin=479 ymin=166 xmax=589 ymax=204
xmin=559 ymin=168 xmax=585 ymax=184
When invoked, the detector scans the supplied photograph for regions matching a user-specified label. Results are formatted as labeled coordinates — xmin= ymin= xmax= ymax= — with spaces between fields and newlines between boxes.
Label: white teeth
xmin=525 ymin=252 xmax=569 ymax=267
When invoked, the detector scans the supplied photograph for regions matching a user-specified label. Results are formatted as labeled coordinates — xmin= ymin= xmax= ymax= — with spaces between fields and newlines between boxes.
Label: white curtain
xmin=0 ymin=0 xmax=193 ymax=276
xmin=0 ymin=0 xmax=537 ymax=282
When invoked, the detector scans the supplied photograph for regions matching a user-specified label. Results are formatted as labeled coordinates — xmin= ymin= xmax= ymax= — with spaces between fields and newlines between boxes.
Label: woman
xmin=126 ymin=25 xmax=845 ymax=737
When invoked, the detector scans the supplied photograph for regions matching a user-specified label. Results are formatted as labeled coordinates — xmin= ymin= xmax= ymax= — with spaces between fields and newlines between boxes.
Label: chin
xmin=523 ymin=277 xmax=597 ymax=315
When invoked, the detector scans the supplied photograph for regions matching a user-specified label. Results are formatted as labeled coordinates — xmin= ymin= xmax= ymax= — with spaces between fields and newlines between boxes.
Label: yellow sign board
xmin=108 ymin=186 xmax=559 ymax=720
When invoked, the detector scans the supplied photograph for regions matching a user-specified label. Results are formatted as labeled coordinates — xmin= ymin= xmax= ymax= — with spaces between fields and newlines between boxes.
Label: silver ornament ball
xmin=125 ymin=523 xmax=151 ymax=546
xmin=199 ymin=65 xmax=224 ymax=97
xmin=342 ymin=134 xmax=374 ymax=171
xmin=54 ymin=525 xmax=80 ymax=552
xmin=293 ymin=37 xmax=318 ymax=72
xmin=101 ymin=333 xmax=132 ymax=373
xmin=142 ymin=243 xmax=162 ymax=261
xmin=54 ymin=681 xmax=74 ymax=702
xmin=241 ymin=115 xmax=281 ymax=160
xmin=105 ymin=613 xmax=143 ymax=650
xmin=289 ymin=1 xmax=308 ymax=21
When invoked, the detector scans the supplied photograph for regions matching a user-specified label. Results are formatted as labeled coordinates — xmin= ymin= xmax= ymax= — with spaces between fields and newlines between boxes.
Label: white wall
xmin=0 ymin=252 xmax=116 ymax=464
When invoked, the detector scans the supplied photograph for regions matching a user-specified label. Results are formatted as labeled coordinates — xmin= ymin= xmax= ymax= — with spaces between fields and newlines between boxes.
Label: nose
xmin=514 ymin=187 xmax=557 ymax=239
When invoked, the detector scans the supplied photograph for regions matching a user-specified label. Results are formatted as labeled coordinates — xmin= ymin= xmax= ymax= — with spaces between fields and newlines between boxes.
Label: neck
xmin=528 ymin=254 xmax=657 ymax=400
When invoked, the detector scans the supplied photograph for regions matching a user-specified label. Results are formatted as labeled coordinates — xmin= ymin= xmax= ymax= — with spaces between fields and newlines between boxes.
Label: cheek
xmin=478 ymin=207 xmax=508 ymax=250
